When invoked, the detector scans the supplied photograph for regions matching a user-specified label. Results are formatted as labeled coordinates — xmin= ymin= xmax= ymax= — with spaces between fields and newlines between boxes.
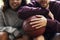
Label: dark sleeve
xmin=18 ymin=6 xmax=49 ymax=20
xmin=46 ymin=19 xmax=60 ymax=33
xmin=53 ymin=2 xmax=60 ymax=22
xmin=56 ymin=4 xmax=60 ymax=22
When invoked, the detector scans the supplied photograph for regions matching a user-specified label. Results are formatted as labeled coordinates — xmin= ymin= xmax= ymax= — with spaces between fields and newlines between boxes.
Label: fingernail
xmin=35 ymin=26 xmax=41 ymax=29
xmin=32 ymin=26 xmax=35 ymax=27
xmin=30 ymin=23 xmax=32 ymax=24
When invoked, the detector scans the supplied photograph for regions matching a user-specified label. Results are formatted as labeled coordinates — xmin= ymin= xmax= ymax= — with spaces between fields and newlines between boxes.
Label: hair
xmin=2 ymin=0 xmax=26 ymax=13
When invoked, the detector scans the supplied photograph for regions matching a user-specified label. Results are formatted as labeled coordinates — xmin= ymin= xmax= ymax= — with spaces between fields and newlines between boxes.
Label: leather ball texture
xmin=23 ymin=15 xmax=46 ymax=37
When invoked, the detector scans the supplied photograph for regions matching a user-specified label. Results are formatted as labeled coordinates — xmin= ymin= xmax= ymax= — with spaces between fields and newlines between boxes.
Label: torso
xmin=3 ymin=9 xmax=23 ymax=28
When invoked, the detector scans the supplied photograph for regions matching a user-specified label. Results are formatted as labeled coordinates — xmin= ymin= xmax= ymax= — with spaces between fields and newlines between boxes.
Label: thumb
xmin=35 ymin=15 xmax=44 ymax=18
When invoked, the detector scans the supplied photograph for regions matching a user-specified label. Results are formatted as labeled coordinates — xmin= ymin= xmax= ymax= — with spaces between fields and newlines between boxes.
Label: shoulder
xmin=0 ymin=6 xmax=6 ymax=17
xmin=55 ymin=1 xmax=60 ymax=7
xmin=49 ymin=1 xmax=60 ymax=11
xmin=0 ymin=7 xmax=3 ymax=15
xmin=56 ymin=1 xmax=60 ymax=4
xmin=50 ymin=1 xmax=60 ymax=6
xmin=0 ymin=9 xmax=3 ymax=18
xmin=0 ymin=6 xmax=3 ymax=12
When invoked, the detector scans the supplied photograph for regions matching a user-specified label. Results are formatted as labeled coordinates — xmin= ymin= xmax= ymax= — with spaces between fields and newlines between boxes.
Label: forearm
xmin=46 ymin=19 xmax=60 ymax=33
xmin=18 ymin=6 xmax=49 ymax=20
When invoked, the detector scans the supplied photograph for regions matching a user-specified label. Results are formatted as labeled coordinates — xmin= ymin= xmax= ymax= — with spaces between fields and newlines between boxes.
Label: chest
xmin=4 ymin=9 xmax=23 ymax=26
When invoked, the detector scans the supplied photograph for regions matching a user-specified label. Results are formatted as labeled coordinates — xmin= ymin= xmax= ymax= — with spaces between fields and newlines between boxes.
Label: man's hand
xmin=29 ymin=15 xmax=47 ymax=29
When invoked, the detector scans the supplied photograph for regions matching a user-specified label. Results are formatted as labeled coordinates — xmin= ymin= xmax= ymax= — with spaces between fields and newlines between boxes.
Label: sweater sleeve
xmin=46 ymin=19 xmax=60 ymax=33
xmin=18 ymin=6 xmax=49 ymax=20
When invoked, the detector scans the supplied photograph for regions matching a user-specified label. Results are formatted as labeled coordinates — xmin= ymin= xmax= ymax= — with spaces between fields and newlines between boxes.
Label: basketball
xmin=23 ymin=15 xmax=46 ymax=37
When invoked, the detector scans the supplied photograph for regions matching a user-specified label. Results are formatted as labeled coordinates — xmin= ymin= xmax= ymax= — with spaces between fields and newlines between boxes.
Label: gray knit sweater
xmin=0 ymin=8 xmax=24 ymax=40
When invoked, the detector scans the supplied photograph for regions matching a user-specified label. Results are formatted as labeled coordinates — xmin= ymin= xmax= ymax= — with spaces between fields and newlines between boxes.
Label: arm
xmin=18 ymin=6 xmax=49 ymax=20
xmin=47 ymin=19 xmax=60 ymax=33
xmin=47 ymin=2 xmax=60 ymax=32
xmin=0 ymin=9 xmax=5 ymax=26
xmin=53 ymin=2 xmax=60 ymax=22
xmin=56 ymin=5 xmax=60 ymax=22
xmin=25 ymin=15 xmax=60 ymax=33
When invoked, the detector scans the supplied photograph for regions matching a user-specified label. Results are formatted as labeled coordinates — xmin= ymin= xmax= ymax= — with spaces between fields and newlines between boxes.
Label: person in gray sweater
xmin=0 ymin=0 xmax=28 ymax=40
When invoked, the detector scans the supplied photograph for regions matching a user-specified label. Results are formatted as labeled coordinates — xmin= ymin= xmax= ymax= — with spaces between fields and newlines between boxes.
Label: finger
xmin=36 ymin=15 xmax=44 ymax=18
xmin=35 ymin=26 xmax=42 ymax=29
xmin=30 ymin=20 xmax=41 ymax=25
xmin=32 ymin=23 xmax=41 ymax=27
xmin=30 ymin=18 xmax=41 ymax=21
